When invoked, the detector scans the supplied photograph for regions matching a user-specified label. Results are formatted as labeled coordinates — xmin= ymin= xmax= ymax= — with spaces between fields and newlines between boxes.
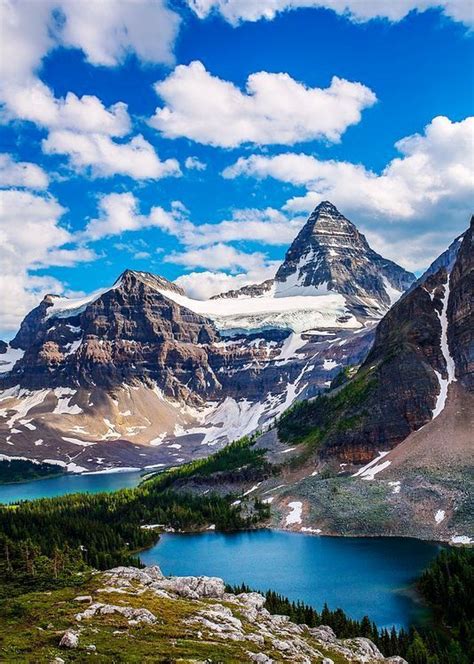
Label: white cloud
xmin=0 ymin=273 xmax=64 ymax=333
xmin=0 ymin=154 xmax=48 ymax=189
xmin=185 ymin=156 xmax=207 ymax=171
xmin=166 ymin=243 xmax=270 ymax=271
xmin=85 ymin=193 xmax=304 ymax=249
xmin=223 ymin=116 xmax=474 ymax=269
xmin=0 ymin=0 xmax=181 ymax=182
xmin=188 ymin=0 xmax=474 ymax=27
xmin=224 ymin=116 xmax=474 ymax=220
xmin=43 ymin=131 xmax=181 ymax=180
xmin=364 ymin=228 xmax=455 ymax=272
xmin=84 ymin=192 xmax=183 ymax=240
xmin=178 ymin=207 xmax=305 ymax=247
xmin=150 ymin=61 xmax=376 ymax=147
xmin=175 ymin=264 xmax=279 ymax=300
xmin=0 ymin=0 xmax=180 ymax=85
xmin=2 ymin=82 xmax=131 ymax=136
xmin=0 ymin=189 xmax=94 ymax=332
xmin=57 ymin=0 xmax=180 ymax=67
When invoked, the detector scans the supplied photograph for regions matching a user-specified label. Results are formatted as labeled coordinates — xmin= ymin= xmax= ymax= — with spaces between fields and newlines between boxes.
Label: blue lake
xmin=140 ymin=530 xmax=442 ymax=629
xmin=0 ymin=470 xmax=144 ymax=503
xmin=0 ymin=472 xmax=442 ymax=630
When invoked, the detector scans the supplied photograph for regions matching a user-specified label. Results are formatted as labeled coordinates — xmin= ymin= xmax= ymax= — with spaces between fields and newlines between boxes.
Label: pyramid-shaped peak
xmin=310 ymin=200 xmax=345 ymax=217
xmin=306 ymin=201 xmax=357 ymax=232
xmin=274 ymin=202 xmax=415 ymax=304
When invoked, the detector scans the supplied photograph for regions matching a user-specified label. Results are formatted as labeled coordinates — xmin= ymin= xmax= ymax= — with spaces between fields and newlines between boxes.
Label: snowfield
xmin=160 ymin=288 xmax=362 ymax=334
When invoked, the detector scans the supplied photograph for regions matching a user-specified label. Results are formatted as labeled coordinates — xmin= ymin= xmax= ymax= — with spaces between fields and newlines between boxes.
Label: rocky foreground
xmin=5 ymin=565 xmax=407 ymax=663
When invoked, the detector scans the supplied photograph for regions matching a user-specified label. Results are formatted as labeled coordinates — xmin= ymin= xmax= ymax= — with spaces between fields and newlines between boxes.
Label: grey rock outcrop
xmin=211 ymin=279 xmax=275 ymax=299
xmin=73 ymin=566 xmax=407 ymax=663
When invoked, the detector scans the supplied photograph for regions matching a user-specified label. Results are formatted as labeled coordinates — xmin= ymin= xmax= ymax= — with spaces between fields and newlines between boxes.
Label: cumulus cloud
xmin=177 ymin=207 xmax=305 ymax=247
xmin=2 ymin=82 xmax=131 ymax=136
xmin=85 ymin=193 xmax=304 ymax=248
xmin=43 ymin=131 xmax=181 ymax=180
xmin=0 ymin=0 xmax=181 ymax=181
xmin=0 ymin=154 xmax=48 ymax=189
xmin=224 ymin=116 xmax=473 ymax=220
xmin=0 ymin=0 xmax=180 ymax=85
xmin=188 ymin=0 xmax=474 ymax=27
xmin=166 ymin=243 xmax=270 ymax=271
xmin=84 ymin=192 xmax=184 ymax=240
xmin=185 ymin=156 xmax=207 ymax=171
xmin=57 ymin=0 xmax=180 ymax=67
xmin=150 ymin=61 xmax=376 ymax=147
xmin=223 ymin=116 xmax=474 ymax=269
xmin=0 ymin=189 xmax=95 ymax=332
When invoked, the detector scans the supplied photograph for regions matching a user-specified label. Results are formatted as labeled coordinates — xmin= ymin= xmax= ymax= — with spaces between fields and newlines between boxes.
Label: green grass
xmin=277 ymin=369 xmax=377 ymax=450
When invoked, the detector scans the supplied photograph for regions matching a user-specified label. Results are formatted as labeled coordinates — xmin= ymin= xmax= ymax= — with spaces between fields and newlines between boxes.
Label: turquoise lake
xmin=0 ymin=470 xmax=144 ymax=503
xmin=141 ymin=530 xmax=441 ymax=629
xmin=0 ymin=473 xmax=442 ymax=629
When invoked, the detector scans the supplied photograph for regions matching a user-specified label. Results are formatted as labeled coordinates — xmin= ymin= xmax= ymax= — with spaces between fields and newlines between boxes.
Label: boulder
xmin=341 ymin=637 xmax=386 ymax=662
xmin=153 ymin=575 xmax=226 ymax=599
xmin=59 ymin=630 xmax=79 ymax=649
xmin=74 ymin=595 xmax=92 ymax=603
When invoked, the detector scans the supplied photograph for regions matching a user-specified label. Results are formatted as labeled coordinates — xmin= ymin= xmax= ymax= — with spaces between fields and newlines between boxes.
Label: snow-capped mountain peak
xmin=274 ymin=201 xmax=415 ymax=307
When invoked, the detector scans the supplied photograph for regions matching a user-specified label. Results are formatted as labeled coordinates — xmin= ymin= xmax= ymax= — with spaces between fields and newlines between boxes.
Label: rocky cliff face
xmin=448 ymin=216 xmax=473 ymax=390
xmin=277 ymin=216 xmax=473 ymax=464
xmin=5 ymin=270 xmax=219 ymax=399
xmin=0 ymin=265 xmax=373 ymax=470
xmin=274 ymin=201 xmax=414 ymax=311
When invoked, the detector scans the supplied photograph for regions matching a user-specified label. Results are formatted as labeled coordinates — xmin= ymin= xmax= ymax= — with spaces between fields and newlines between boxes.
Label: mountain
xmin=274 ymin=201 xmax=415 ymax=308
xmin=206 ymin=201 xmax=415 ymax=328
xmin=0 ymin=202 xmax=414 ymax=472
xmin=242 ymin=216 xmax=473 ymax=542
xmin=278 ymin=216 xmax=473 ymax=461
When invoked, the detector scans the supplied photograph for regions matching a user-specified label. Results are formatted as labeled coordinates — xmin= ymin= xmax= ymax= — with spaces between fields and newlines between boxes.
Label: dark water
xmin=0 ymin=470 xmax=144 ymax=503
xmin=141 ymin=530 xmax=441 ymax=629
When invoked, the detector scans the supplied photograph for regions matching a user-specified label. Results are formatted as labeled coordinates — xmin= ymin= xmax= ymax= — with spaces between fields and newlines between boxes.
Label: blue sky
xmin=0 ymin=0 xmax=473 ymax=336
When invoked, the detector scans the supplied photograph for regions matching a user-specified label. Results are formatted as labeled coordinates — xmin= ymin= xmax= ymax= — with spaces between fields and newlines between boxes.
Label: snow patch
xmin=450 ymin=535 xmax=473 ymax=544
xmin=242 ymin=483 xmax=261 ymax=497
xmin=435 ymin=510 xmax=445 ymax=524
xmin=149 ymin=433 xmax=167 ymax=447
xmin=432 ymin=278 xmax=457 ymax=419
xmin=53 ymin=388 xmax=83 ymax=415
xmin=62 ymin=436 xmax=95 ymax=447
xmin=353 ymin=451 xmax=390 ymax=480
xmin=301 ymin=526 xmax=322 ymax=534
xmin=285 ymin=501 xmax=303 ymax=525
xmin=274 ymin=333 xmax=306 ymax=364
